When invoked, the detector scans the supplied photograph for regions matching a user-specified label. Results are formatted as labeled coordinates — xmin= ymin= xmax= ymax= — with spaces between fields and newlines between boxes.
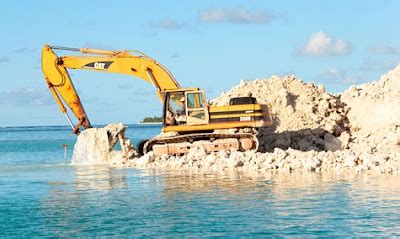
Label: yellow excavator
xmin=42 ymin=45 xmax=272 ymax=156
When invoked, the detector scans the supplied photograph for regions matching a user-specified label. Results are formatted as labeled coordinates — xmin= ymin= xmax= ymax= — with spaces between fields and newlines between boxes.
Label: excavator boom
xmin=42 ymin=45 xmax=180 ymax=133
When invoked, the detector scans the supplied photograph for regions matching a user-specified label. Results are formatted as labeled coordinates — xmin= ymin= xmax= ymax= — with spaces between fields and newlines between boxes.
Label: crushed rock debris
xmin=72 ymin=65 xmax=400 ymax=174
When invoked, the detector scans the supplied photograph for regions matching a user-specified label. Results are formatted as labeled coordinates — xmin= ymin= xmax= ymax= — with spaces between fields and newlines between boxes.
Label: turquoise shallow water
xmin=1 ymin=125 xmax=400 ymax=237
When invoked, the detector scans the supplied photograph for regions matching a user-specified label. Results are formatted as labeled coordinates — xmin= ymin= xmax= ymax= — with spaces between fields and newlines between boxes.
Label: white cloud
xmin=359 ymin=58 xmax=382 ymax=71
xmin=170 ymin=52 xmax=180 ymax=58
xmin=10 ymin=48 xmax=36 ymax=54
xmin=151 ymin=18 xmax=185 ymax=30
xmin=200 ymin=8 xmax=226 ymax=23
xmin=0 ymin=88 xmax=53 ymax=106
xmin=199 ymin=6 xmax=281 ymax=24
xmin=0 ymin=57 xmax=10 ymax=63
xmin=299 ymin=32 xmax=352 ymax=57
xmin=144 ymin=32 xmax=158 ymax=37
xmin=319 ymin=68 xmax=360 ymax=84
xmin=86 ymin=21 xmax=97 ymax=27
xmin=359 ymin=57 xmax=399 ymax=72
xmin=118 ymin=83 xmax=133 ymax=89
xmin=82 ymin=42 xmax=114 ymax=50
xmin=369 ymin=45 xmax=400 ymax=55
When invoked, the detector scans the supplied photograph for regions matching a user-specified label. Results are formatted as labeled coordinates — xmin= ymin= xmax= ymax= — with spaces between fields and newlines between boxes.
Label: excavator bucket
xmin=104 ymin=124 xmax=137 ymax=158
xmin=72 ymin=123 xmax=137 ymax=164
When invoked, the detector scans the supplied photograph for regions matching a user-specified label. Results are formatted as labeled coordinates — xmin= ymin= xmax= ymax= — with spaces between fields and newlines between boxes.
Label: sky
xmin=0 ymin=0 xmax=399 ymax=126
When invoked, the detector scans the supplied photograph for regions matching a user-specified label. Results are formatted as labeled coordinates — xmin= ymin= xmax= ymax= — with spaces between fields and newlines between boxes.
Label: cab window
xmin=168 ymin=92 xmax=185 ymax=114
xmin=186 ymin=92 xmax=205 ymax=109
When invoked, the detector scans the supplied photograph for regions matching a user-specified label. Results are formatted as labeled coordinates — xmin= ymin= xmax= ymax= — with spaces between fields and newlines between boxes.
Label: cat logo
xmin=84 ymin=61 xmax=113 ymax=70
xmin=94 ymin=62 xmax=106 ymax=70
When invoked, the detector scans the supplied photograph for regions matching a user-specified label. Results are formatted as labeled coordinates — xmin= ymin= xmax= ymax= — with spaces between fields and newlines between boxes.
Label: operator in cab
xmin=165 ymin=95 xmax=187 ymax=126
xmin=175 ymin=97 xmax=187 ymax=124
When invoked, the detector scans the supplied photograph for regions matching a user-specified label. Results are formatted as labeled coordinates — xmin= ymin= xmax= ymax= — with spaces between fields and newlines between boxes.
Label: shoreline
xmin=138 ymin=122 xmax=163 ymax=125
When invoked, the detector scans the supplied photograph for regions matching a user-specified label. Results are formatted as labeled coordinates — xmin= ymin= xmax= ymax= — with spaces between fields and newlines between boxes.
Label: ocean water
xmin=1 ymin=125 xmax=400 ymax=237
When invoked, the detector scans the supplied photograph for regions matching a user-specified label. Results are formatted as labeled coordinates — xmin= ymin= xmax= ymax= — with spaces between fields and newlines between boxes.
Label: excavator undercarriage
xmin=140 ymin=132 xmax=258 ymax=156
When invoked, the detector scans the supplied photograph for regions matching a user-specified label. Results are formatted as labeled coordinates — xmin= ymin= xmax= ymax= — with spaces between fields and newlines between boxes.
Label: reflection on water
xmin=139 ymin=169 xmax=363 ymax=198
xmin=6 ymin=166 xmax=400 ymax=237
xmin=73 ymin=165 xmax=127 ymax=191
xmin=136 ymin=169 xmax=400 ymax=236
xmin=38 ymin=166 xmax=129 ymax=236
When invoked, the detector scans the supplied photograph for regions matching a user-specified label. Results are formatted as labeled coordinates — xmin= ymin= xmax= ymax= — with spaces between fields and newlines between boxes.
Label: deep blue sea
xmin=1 ymin=125 xmax=400 ymax=237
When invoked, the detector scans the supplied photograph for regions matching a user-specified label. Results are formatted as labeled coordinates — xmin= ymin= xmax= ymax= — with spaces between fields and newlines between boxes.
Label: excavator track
xmin=141 ymin=133 xmax=259 ymax=157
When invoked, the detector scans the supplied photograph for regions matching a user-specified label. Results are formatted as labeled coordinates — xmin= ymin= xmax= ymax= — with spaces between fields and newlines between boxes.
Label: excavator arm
xmin=42 ymin=45 xmax=180 ymax=134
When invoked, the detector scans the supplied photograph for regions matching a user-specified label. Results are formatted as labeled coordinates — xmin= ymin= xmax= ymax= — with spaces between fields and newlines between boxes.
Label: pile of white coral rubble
xmin=72 ymin=65 xmax=400 ymax=174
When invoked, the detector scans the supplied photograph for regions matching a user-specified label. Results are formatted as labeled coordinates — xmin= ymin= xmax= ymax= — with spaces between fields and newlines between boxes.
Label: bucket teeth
xmin=105 ymin=124 xmax=137 ymax=158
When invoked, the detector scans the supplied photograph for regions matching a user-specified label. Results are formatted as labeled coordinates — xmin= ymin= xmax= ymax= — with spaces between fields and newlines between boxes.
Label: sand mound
xmin=212 ymin=75 xmax=350 ymax=152
xmin=342 ymin=65 xmax=400 ymax=137
xmin=72 ymin=65 xmax=400 ymax=174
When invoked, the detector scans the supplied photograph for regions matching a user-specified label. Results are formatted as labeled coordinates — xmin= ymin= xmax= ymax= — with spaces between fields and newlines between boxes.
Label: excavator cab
xmin=164 ymin=89 xmax=209 ymax=127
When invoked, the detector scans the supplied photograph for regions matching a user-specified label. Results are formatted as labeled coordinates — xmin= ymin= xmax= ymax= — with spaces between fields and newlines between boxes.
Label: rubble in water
xmin=72 ymin=65 xmax=400 ymax=173
xmin=71 ymin=123 xmax=136 ymax=165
